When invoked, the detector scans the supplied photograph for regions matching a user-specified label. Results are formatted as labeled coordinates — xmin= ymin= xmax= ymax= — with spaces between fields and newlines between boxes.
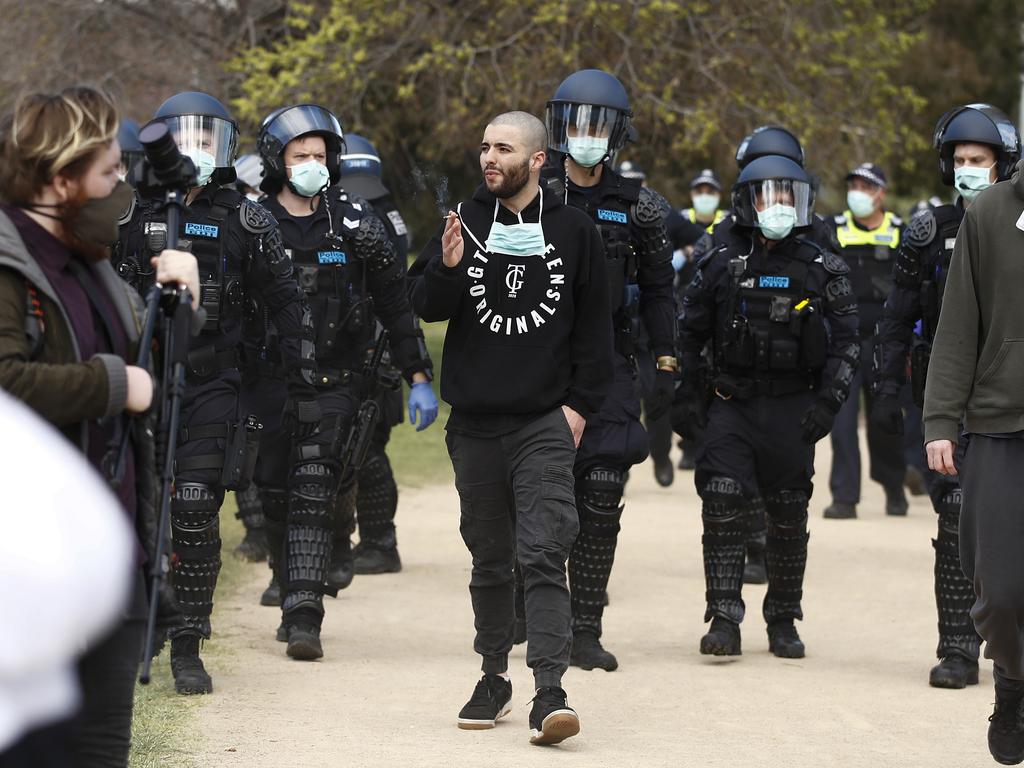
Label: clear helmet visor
xmin=735 ymin=179 xmax=813 ymax=228
xmin=160 ymin=115 xmax=238 ymax=167
xmin=545 ymin=102 xmax=625 ymax=154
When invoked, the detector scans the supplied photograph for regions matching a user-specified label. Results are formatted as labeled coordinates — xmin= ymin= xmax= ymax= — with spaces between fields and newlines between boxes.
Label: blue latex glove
xmin=408 ymin=381 xmax=438 ymax=431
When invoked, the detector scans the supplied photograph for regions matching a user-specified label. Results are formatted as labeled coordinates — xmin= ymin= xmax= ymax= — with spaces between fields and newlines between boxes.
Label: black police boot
xmin=285 ymin=608 xmax=324 ymax=661
xmin=930 ymin=655 xmax=979 ymax=689
xmin=886 ymin=486 xmax=909 ymax=516
xmin=823 ymin=501 xmax=857 ymax=519
xmin=513 ymin=565 xmax=527 ymax=646
xmin=325 ymin=536 xmax=354 ymax=594
xmin=767 ymin=620 xmax=806 ymax=659
xmin=457 ymin=674 xmax=513 ymax=730
xmin=260 ymin=574 xmax=281 ymax=607
xmin=233 ymin=484 xmax=268 ymax=562
xmin=678 ymin=450 xmax=696 ymax=471
xmin=170 ymin=633 xmax=213 ymax=695
xmin=904 ymin=465 xmax=928 ymax=496
xmin=989 ymin=691 xmax=1024 ymax=765
xmin=353 ymin=537 xmax=402 ymax=575
xmin=529 ymin=687 xmax=580 ymax=746
xmin=653 ymin=456 xmax=674 ymax=487
xmin=570 ymin=630 xmax=619 ymax=671
xmin=275 ymin=621 xmax=288 ymax=643
xmin=931 ymin=498 xmax=981 ymax=689
xmin=700 ymin=616 xmax=741 ymax=656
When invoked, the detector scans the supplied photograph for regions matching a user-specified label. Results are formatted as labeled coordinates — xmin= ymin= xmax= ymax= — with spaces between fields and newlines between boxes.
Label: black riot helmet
xmin=933 ymin=103 xmax=1021 ymax=185
xmin=339 ymin=133 xmax=391 ymax=200
xmin=735 ymin=125 xmax=805 ymax=169
xmin=546 ymin=69 xmax=633 ymax=167
xmin=731 ymin=154 xmax=815 ymax=231
xmin=148 ymin=92 xmax=238 ymax=184
xmin=257 ymin=104 xmax=345 ymax=193
xmin=117 ymin=118 xmax=144 ymax=177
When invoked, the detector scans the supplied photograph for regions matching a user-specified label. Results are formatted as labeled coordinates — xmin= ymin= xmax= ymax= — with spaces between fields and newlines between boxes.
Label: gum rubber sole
xmin=530 ymin=710 xmax=580 ymax=745
xmin=457 ymin=704 xmax=511 ymax=730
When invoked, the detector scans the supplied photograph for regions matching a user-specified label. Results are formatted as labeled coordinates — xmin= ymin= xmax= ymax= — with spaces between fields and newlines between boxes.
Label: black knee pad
xmin=701 ymin=476 xmax=747 ymax=525
xmin=171 ymin=482 xmax=221 ymax=532
xmin=260 ymin=486 xmax=288 ymax=527
xmin=577 ymin=466 xmax=625 ymax=538
xmin=764 ymin=488 xmax=809 ymax=532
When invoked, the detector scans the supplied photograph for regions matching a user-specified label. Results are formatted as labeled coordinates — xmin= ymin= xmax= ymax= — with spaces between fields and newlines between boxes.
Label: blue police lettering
xmin=184 ymin=222 xmax=219 ymax=238
xmin=759 ymin=275 xmax=790 ymax=289
xmin=597 ymin=209 xmax=628 ymax=224
xmin=317 ymin=250 xmax=347 ymax=265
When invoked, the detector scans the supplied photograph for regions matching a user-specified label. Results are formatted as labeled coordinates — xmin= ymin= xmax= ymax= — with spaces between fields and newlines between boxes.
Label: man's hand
xmin=869 ymin=395 xmax=905 ymax=436
xmin=800 ymin=400 xmax=838 ymax=444
xmin=671 ymin=383 xmax=707 ymax=439
xmin=124 ymin=365 xmax=154 ymax=413
xmin=151 ymin=250 xmax=200 ymax=310
xmin=561 ymin=405 xmax=585 ymax=448
xmin=441 ymin=211 xmax=464 ymax=268
xmin=927 ymin=439 xmax=958 ymax=476
xmin=408 ymin=380 xmax=439 ymax=432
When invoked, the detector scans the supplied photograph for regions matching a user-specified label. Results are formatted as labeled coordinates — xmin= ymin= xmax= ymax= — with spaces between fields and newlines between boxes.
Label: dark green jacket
xmin=0 ymin=208 xmax=158 ymax=559
xmin=924 ymin=161 xmax=1024 ymax=443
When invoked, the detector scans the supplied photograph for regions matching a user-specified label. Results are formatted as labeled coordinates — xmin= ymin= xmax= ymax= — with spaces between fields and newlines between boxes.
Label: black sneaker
xmin=529 ymin=687 xmax=580 ymax=745
xmin=700 ymin=616 xmax=741 ymax=656
xmin=767 ymin=620 xmax=806 ymax=659
xmin=930 ymin=655 xmax=980 ymax=689
xmin=988 ymin=692 xmax=1024 ymax=765
xmin=286 ymin=622 xmax=323 ymax=661
xmin=260 ymin=575 xmax=281 ymax=607
xmin=353 ymin=541 xmax=403 ymax=575
xmin=570 ymin=632 xmax=618 ymax=671
xmin=653 ymin=457 xmax=674 ymax=487
xmin=170 ymin=634 xmax=213 ymax=695
xmin=457 ymin=674 xmax=513 ymax=730
xmin=823 ymin=502 xmax=857 ymax=519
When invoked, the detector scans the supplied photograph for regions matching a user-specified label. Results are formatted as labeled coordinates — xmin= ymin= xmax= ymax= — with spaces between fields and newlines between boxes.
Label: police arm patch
xmin=904 ymin=209 xmax=937 ymax=248
xmin=239 ymin=199 xmax=276 ymax=234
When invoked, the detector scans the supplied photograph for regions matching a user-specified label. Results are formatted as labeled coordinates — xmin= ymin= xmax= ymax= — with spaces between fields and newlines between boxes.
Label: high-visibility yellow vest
xmin=682 ymin=208 xmax=727 ymax=234
xmin=834 ymin=210 xmax=901 ymax=250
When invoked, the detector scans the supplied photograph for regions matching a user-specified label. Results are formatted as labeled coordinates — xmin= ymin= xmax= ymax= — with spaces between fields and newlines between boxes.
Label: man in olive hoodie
xmin=924 ymin=153 xmax=1024 ymax=764
xmin=409 ymin=111 xmax=612 ymax=746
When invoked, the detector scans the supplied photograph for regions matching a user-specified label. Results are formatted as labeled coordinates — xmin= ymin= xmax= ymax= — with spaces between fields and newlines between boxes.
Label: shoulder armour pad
xmin=904 ymin=209 xmax=937 ymax=248
xmin=239 ymin=198 xmax=277 ymax=235
xmin=118 ymin=193 xmax=137 ymax=227
xmin=632 ymin=187 xmax=665 ymax=226
xmin=645 ymin=187 xmax=673 ymax=220
xmin=821 ymin=250 xmax=850 ymax=275
xmin=354 ymin=210 xmax=391 ymax=259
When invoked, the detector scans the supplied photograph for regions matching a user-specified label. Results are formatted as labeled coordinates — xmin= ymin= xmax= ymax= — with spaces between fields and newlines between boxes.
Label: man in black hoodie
xmin=408 ymin=111 xmax=612 ymax=747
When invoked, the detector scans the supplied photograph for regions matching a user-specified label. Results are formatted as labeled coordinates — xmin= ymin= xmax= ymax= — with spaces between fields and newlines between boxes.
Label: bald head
xmin=487 ymin=111 xmax=548 ymax=155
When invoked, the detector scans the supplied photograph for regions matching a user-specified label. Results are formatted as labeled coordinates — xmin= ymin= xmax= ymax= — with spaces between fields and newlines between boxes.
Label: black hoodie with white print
xmin=408 ymin=182 xmax=613 ymax=432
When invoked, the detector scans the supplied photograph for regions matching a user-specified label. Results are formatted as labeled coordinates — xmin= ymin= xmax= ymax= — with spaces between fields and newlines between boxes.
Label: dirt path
xmin=193 ymin=442 xmax=991 ymax=767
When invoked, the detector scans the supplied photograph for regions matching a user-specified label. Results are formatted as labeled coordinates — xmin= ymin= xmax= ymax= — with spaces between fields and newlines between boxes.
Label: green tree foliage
xmin=231 ymin=0 xmax=937 ymax=234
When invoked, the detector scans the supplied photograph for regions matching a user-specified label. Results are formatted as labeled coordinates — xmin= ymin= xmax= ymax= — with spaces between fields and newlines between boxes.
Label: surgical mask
xmin=287 ymin=160 xmax=331 ymax=198
xmin=484 ymin=189 xmax=546 ymax=257
xmin=846 ymin=189 xmax=877 ymax=219
xmin=566 ymin=135 xmax=609 ymax=168
xmin=692 ymin=193 xmax=720 ymax=218
xmin=953 ymin=164 xmax=995 ymax=201
xmin=185 ymin=149 xmax=218 ymax=186
xmin=757 ymin=203 xmax=798 ymax=240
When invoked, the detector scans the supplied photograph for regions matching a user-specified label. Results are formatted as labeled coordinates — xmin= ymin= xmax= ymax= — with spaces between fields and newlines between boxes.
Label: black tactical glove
xmin=869 ymin=394 xmax=904 ymax=436
xmin=645 ymin=370 xmax=676 ymax=421
xmin=671 ymin=382 xmax=708 ymax=440
xmin=800 ymin=399 xmax=838 ymax=444
xmin=283 ymin=397 xmax=322 ymax=441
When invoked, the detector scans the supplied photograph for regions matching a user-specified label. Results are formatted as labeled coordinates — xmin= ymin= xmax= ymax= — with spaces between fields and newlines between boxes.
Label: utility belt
xmin=187 ymin=344 xmax=240 ymax=380
xmin=721 ymin=301 xmax=827 ymax=373
xmin=713 ymin=371 xmax=816 ymax=400
xmin=315 ymin=364 xmax=403 ymax=394
xmin=175 ymin=415 xmax=263 ymax=490
xmin=910 ymin=338 xmax=931 ymax=408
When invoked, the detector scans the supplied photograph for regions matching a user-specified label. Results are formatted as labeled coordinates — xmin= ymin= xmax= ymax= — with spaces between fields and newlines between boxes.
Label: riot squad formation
xmin=1 ymin=68 xmax=1024 ymax=765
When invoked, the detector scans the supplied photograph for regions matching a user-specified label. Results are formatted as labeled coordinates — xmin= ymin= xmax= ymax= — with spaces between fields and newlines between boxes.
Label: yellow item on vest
xmin=835 ymin=210 xmax=901 ymax=250
xmin=683 ymin=208 xmax=727 ymax=234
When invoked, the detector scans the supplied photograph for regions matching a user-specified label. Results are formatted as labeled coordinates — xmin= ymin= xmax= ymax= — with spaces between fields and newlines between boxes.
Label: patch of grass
xmin=387 ymin=321 xmax=454 ymax=486
xmin=129 ymin=497 xmax=248 ymax=768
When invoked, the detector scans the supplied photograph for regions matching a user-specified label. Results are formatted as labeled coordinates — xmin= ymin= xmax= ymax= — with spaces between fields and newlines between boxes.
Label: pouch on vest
xmin=221 ymin=415 xmax=262 ymax=491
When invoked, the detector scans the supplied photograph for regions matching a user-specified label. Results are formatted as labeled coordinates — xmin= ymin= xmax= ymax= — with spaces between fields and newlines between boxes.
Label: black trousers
xmin=69 ymin=570 xmax=147 ymax=768
xmin=446 ymin=409 xmax=579 ymax=689
xmin=960 ymin=435 xmax=1024 ymax=684
xmin=0 ymin=720 xmax=75 ymax=768
xmin=828 ymin=338 xmax=905 ymax=503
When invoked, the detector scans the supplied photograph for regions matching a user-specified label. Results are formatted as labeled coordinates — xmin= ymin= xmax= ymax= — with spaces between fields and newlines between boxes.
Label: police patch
xmin=317 ymin=250 xmax=347 ymax=265
xmin=759 ymin=275 xmax=790 ymax=289
xmin=597 ymin=208 xmax=628 ymax=224
xmin=184 ymin=222 xmax=219 ymax=238
xmin=905 ymin=209 xmax=937 ymax=248
xmin=386 ymin=209 xmax=408 ymax=236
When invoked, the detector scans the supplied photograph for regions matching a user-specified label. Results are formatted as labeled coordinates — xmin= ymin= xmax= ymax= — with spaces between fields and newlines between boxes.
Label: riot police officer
xmin=116 ymin=118 xmax=143 ymax=182
xmin=678 ymin=155 xmax=859 ymax=658
xmin=872 ymin=104 xmax=1022 ymax=689
xmin=824 ymin=163 xmax=906 ymax=519
xmin=338 ymin=133 xmax=436 ymax=575
xmin=114 ymin=92 xmax=317 ymax=693
xmin=255 ymin=104 xmax=435 ymax=659
xmin=542 ymin=69 xmax=677 ymax=671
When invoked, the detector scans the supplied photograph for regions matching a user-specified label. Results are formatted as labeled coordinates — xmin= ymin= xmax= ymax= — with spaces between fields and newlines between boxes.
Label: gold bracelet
xmin=656 ymin=355 xmax=679 ymax=372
